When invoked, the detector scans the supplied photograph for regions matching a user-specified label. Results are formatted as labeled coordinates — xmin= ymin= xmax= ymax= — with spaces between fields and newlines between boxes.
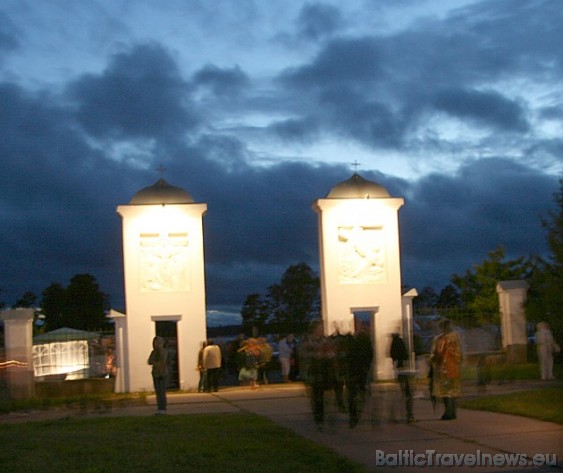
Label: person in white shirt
xmin=278 ymin=334 xmax=294 ymax=383
xmin=202 ymin=339 xmax=222 ymax=392
xmin=535 ymin=322 xmax=560 ymax=380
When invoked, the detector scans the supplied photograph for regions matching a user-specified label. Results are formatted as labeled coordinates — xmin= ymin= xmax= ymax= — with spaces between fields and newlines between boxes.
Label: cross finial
xmin=351 ymin=160 xmax=361 ymax=172
xmin=156 ymin=165 xmax=166 ymax=178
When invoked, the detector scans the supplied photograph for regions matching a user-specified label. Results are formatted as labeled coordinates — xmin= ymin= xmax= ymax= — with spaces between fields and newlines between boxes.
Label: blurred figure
xmin=197 ymin=341 xmax=207 ymax=392
xmin=289 ymin=339 xmax=300 ymax=381
xmin=257 ymin=337 xmax=273 ymax=385
xmin=278 ymin=334 xmax=295 ymax=383
xmin=148 ymin=336 xmax=168 ymax=415
xmin=232 ymin=334 xmax=246 ymax=375
xmin=337 ymin=319 xmax=373 ymax=428
xmin=300 ymin=320 xmax=337 ymax=431
xmin=331 ymin=321 xmax=348 ymax=413
xmin=105 ymin=347 xmax=117 ymax=378
xmin=352 ymin=320 xmax=373 ymax=397
xmin=390 ymin=332 xmax=415 ymax=423
xmin=535 ymin=322 xmax=560 ymax=380
xmin=430 ymin=319 xmax=462 ymax=420
xmin=202 ymin=339 xmax=222 ymax=392
xmin=238 ymin=338 xmax=260 ymax=389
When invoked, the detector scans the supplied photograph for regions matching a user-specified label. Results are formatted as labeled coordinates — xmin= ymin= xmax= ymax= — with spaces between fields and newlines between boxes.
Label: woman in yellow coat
xmin=430 ymin=319 xmax=462 ymax=420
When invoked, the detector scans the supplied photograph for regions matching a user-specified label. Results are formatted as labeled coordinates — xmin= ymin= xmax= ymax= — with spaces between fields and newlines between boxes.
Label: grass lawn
xmin=0 ymin=412 xmax=372 ymax=473
xmin=461 ymin=362 xmax=563 ymax=383
xmin=459 ymin=386 xmax=563 ymax=424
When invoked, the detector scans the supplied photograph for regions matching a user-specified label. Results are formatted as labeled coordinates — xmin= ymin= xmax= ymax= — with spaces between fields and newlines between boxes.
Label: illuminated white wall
xmin=0 ymin=309 xmax=35 ymax=398
xmin=117 ymin=203 xmax=207 ymax=392
xmin=313 ymin=197 xmax=404 ymax=380
xmin=32 ymin=341 xmax=89 ymax=379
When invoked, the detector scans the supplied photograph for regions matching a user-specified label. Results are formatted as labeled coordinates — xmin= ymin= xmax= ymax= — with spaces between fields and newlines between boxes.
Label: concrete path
xmin=2 ymin=381 xmax=561 ymax=472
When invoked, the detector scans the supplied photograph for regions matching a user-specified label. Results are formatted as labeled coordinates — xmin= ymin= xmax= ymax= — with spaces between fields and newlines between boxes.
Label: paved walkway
xmin=2 ymin=381 xmax=561 ymax=472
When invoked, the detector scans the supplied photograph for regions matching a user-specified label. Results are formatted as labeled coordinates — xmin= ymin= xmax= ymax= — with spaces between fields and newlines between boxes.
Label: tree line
xmin=0 ymin=274 xmax=110 ymax=333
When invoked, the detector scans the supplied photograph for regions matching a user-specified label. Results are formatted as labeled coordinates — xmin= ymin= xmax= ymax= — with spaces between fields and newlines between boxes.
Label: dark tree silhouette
xmin=241 ymin=293 xmax=269 ymax=336
xmin=41 ymin=274 xmax=109 ymax=331
xmin=267 ymin=262 xmax=320 ymax=334
xmin=527 ymin=178 xmax=563 ymax=339
xmin=13 ymin=291 xmax=38 ymax=308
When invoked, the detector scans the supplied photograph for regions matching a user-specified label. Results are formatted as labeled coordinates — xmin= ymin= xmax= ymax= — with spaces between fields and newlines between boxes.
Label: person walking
xmin=197 ymin=341 xmax=207 ymax=392
xmin=257 ymin=337 xmax=273 ymax=385
xmin=202 ymin=339 xmax=222 ymax=392
xmin=148 ymin=336 xmax=168 ymax=415
xmin=278 ymin=334 xmax=295 ymax=383
xmin=390 ymin=332 xmax=415 ymax=423
xmin=535 ymin=322 xmax=560 ymax=380
xmin=331 ymin=324 xmax=348 ymax=413
xmin=430 ymin=319 xmax=462 ymax=420
xmin=238 ymin=338 xmax=261 ymax=389
xmin=300 ymin=320 xmax=337 ymax=431
xmin=335 ymin=323 xmax=373 ymax=428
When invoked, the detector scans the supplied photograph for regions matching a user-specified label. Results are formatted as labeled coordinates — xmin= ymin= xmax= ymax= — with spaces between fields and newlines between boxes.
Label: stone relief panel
xmin=337 ymin=225 xmax=386 ymax=284
xmin=139 ymin=232 xmax=190 ymax=292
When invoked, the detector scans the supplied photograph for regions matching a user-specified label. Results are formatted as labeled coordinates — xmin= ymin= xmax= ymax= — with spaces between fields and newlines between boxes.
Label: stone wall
xmin=34 ymin=378 xmax=115 ymax=398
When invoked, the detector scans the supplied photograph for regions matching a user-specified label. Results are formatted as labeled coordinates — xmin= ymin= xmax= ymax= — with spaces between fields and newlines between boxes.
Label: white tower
xmin=313 ymin=173 xmax=405 ymax=380
xmin=115 ymin=178 xmax=207 ymax=392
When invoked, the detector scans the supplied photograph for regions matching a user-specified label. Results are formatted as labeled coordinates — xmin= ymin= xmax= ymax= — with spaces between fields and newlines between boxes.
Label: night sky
xmin=1 ymin=1 xmax=561 ymax=325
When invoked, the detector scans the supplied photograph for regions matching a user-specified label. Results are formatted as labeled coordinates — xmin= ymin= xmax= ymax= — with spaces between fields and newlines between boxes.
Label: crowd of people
xmin=147 ymin=323 xmax=449 ymax=423
xmin=299 ymin=319 xmax=373 ymax=429
xmin=148 ymin=318 xmax=558 ymax=424
xmin=196 ymin=334 xmax=296 ymax=392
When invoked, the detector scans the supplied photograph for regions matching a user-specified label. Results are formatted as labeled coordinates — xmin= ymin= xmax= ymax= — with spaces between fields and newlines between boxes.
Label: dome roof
xmin=326 ymin=173 xmax=390 ymax=199
xmin=129 ymin=178 xmax=194 ymax=205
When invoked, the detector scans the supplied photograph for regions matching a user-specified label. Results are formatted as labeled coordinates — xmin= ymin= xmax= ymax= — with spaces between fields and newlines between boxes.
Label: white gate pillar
xmin=496 ymin=280 xmax=529 ymax=363
xmin=1 ymin=309 xmax=35 ymax=399
xmin=313 ymin=173 xmax=405 ymax=380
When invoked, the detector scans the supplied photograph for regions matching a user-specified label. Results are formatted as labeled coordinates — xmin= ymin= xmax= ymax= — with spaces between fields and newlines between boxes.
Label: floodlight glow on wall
xmin=32 ymin=340 xmax=89 ymax=380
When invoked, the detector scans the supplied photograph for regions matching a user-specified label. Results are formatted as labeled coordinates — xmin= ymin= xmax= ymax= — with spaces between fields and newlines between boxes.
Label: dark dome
xmin=129 ymin=178 xmax=194 ymax=205
xmin=326 ymin=173 xmax=390 ymax=198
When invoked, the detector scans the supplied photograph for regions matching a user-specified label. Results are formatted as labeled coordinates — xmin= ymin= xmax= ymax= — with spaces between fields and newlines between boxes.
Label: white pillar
xmin=402 ymin=288 xmax=418 ymax=369
xmin=313 ymin=175 xmax=405 ymax=380
xmin=117 ymin=199 xmax=208 ymax=393
xmin=496 ymin=280 xmax=529 ymax=363
xmin=109 ymin=309 xmax=127 ymax=393
xmin=1 ymin=309 xmax=35 ymax=399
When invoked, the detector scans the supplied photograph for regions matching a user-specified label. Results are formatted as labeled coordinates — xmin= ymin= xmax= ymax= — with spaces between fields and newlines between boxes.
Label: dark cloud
xmin=0 ymin=10 xmax=19 ymax=55
xmin=0 ymin=80 xmax=146 ymax=306
xmin=296 ymin=3 xmax=344 ymax=41
xmin=540 ymin=106 xmax=563 ymax=121
xmin=281 ymin=37 xmax=384 ymax=88
xmin=322 ymin=93 xmax=403 ymax=147
xmin=192 ymin=64 xmax=250 ymax=97
xmin=399 ymin=158 xmax=556 ymax=288
xmin=450 ymin=0 xmax=563 ymax=76
xmin=275 ymin=0 xmax=562 ymax=155
xmin=268 ymin=117 xmax=320 ymax=142
xmin=0 ymin=79 xmax=558 ymax=309
xmin=431 ymin=88 xmax=529 ymax=132
xmin=0 ymin=2 xmax=561 ymax=317
xmin=67 ymin=43 xmax=198 ymax=140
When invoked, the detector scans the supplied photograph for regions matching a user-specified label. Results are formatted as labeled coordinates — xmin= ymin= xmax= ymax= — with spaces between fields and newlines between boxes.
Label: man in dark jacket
xmin=390 ymin=333 xmax=415 ymax=423
xmin=342 ymin=321 xmax=373 ymax=428
xmin=148 ymin=336 xmax=168 ymax=415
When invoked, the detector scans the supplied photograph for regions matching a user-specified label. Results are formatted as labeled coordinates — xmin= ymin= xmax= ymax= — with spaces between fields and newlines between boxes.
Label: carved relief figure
xmin=338 ymin=225 xmax=386 ymax=283
xmin=140 ymin=232 xmax=190 ymax=292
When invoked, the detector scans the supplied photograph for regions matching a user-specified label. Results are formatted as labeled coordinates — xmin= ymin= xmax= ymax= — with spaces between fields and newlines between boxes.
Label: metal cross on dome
xmin=156 ymin=165 xmax=166 ymax=178
xmin=351 ymin=160 xmax=361 ymax=172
